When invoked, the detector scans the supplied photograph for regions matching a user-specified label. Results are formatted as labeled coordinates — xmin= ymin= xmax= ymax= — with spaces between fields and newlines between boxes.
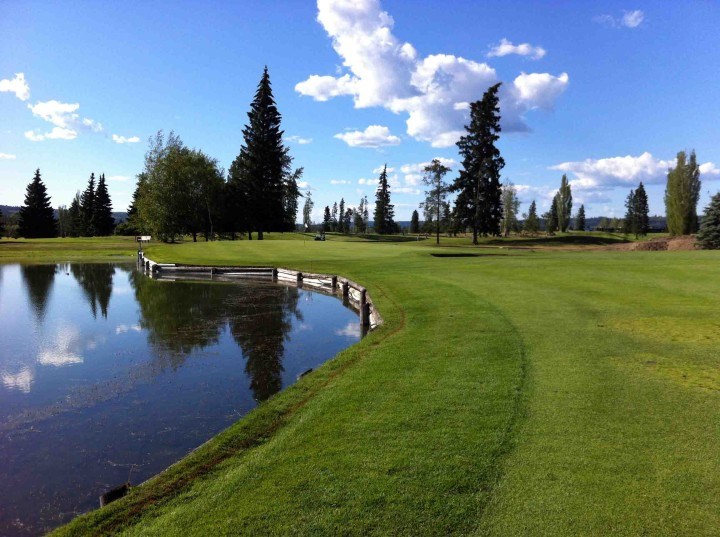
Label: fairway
xmin=38 ymin=235 xmax=719 ymax=536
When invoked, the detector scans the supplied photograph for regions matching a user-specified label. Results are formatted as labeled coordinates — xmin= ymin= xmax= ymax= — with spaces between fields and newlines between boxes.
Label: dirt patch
xmin=631 ymin=235 xmax=698 ymax=251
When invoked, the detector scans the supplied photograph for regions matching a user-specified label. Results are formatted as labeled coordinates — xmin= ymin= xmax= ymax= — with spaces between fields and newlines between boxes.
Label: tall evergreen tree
xmin=422 ymin=159 xmax=451 ymax=244
xmin=524 ymin=200 xmax=540 ymax=234
xmin=302 ymin=190 xmax=313 ymax=231
xmin=18 ymin=169 xmax=57 ymax=238
xmin=67 ymin=192 xmax=82 ymax=237
xmin=575 ymin=204 xmax=586 ymax=232
xmin=556 ymin=174 xmax=573 ymax=232
xmin=697 ymin=192 xmax=720 ymax=249
xmin=338 ymin=198 xmax=346 ymax=233
xmin=634 ymin=182 xmax=650 ymax=237
xmin=410 ymin=209 xmax=420 ymax=233
xmin=0 ymin=207 xmax=5 ymax=237
xmin=322 ymin=205 xmax=331 ymax=232
xmin=665 ymin=150 xmax=701 ymax=236
xmin=229 ymin=67 xmax=288 ymax=240
xmin=354 ymin=196 xmax=366 ymax=233
xmin=544 ymin=196 xmax=559 ymax=233
xmin=373 ymin=165 xmax=395 ymax=234
xmin=501 ymin=180 xmax=521 ymax=237
xmin=94 ymin=173 xmax=115 ymax=236
xmin=452 ymin=83 xmax=504 ymax=243
xmin=623 ymin=189 xmax=637 ymax=236
xmin=79 ymin=173 xmax=96 ymax=236
xmin=343 ymin=207 xmax=353 ymax=233
xmin=362 ymin=195 xmax=369 ymax=230
xmin=331 ymin=202 xmax=338 ymax=232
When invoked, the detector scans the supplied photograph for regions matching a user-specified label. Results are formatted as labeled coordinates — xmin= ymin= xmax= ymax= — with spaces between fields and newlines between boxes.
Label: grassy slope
xmin=35 ymin=235 xmax=720 ymax=535
xmin=0 ymin=236 xmax=138 ymax=262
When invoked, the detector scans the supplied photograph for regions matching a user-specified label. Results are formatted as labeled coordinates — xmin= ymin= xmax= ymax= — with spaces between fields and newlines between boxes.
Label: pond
xmin=0 ymin=263 xmax=362 ymax=536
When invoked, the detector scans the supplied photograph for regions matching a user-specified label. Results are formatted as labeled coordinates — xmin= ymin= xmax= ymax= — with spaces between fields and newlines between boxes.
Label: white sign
xmin=136 ymin=236 xmax=151 ymax=242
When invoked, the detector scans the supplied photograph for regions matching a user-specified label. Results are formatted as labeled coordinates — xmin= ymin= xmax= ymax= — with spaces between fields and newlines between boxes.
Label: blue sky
xmin=2 ymin=0 xmax=719 ymax=221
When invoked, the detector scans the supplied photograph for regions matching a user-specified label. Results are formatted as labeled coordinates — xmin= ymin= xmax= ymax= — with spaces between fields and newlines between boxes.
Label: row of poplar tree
xmin=9 ymin=169 xmax=115 ymax=238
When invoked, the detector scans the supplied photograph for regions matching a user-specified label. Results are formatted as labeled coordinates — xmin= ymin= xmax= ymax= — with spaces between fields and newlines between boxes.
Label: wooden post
xmin=297 ymin=272 xmax=303 ymax=285
xmin=361 ymin=302 xmax=370 ymax=327
xmin=272 ymin=268 xmax=278 ymax=282
xmin=331 ymin=276 xmax=338 ymax=290
xmin=145 ymin=260 xmax=150 ymax=271
xmin=342 ymin=281 xmax=349 ymax=299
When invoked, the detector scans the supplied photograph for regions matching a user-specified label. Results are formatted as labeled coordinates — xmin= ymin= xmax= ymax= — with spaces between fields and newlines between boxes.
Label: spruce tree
xmin=544 ymin=196 xmax=559 ymax=233
xmin=373 ymin=165 xmax=395 ymax=234
xmin=18 ymin=169 xmax=57 ymax=238
xmin=338 ymin=198 xmax=346 ymax=233
xmin=0 ymin=207 xmax=4 ymax=237
xmin=331 ymin=202 xmax=338 ymax=232
xmin=556 ymin=174 xmax=573 ymax=232
xmin=665 ymin=150 xmax=701 ymax=236
xmin=575 ymin=204 xmax=586 ymax=232
xmin=410 ymin=209 xmax=420 ymax=233
xmin=524 ymin=200 xmax=539 ymax=234
xmin=94 ymin=173 xmax=115 ymax=236
xmin=68 ymin=192 xmax=82 ymax=237
xmin=229 ymin=67 xmax=288 ymax=240
xmin=623 ymin=189 xmax=637 ymax=236
xmin=697 ymin=192 xmax=720 ymax=249
xmin=422 ymin=159 xmax=451 ymax=244
xmin=452 ymin=83 xmax=504 ymax=243
xmin=634 ymin=182 xmax=649 ymax=237
xmin=322 ymin=205 xmax=331 ymax=232
xmin=362 ymin=195 xmax=369 ymax=230
xmin=80 ymin=173 xmax=96 ymax=236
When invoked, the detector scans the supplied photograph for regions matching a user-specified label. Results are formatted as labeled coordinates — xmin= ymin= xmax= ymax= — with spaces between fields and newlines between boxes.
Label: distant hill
xmin=1 ymin=205 xmax=127 ymax=223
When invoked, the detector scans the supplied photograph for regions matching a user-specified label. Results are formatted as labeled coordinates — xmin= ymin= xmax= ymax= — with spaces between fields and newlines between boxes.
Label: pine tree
xmin=343 ymin=208 xmax=353 ymax=233
xmin=0 ymin=207 xmax=5 ymax=237
xmin=362 ymin=195 xmax=369 ymax=230
xmin=623 ymin=189 xmax=637 ymax=236
xmin=575 ymin=204 xmax=586 ymax=232
xmin=665 ymin=150 xmax=701 ymax=236
xmin=80 ymin=173 xmax=96 ymax=236
xmin=422 ymin=159 xmax=451 ymax=244
xmin=697 ymin=192 xmax=720 ymax=249
xmin=322 ymin=205 xmax=331 ymax=232
xmin=94 ymin=173 xmax=115 ymax=236
xmin=556 ymin=174 xmax=573 ymax=232
xmin=282 ymin=167 xmax=302 ymax=231
xmin=634 ymin=182 xmax=649 ymax=237
xmin=338 ymin=198 xmax=346 ymax=233
xmin=18 ymin=169 xmax=57 ymax=238
xmin=68 ymin=192 xmax=82 ymax=237
xmin=524 ymin=200 xmax=540 ymax=234
xmin=544 ymin=196 xmax=559 ymax=234
xmin=410 ymin=209 xmax=420 ymax=233
xmin=354 ymin=197 xmax=366 ymax=233
xmin=452 ymin=83 xmax=504 ymax=243
xmin=229 ymin=67 xmax=288 ymax=240
xmin=373 ymin=165 xmax=395 ymax=234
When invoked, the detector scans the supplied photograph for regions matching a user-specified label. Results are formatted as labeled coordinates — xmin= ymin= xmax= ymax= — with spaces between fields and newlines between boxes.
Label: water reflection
xmin=71 ymin=264 xmax=115 ymax=318
xmin=20 ymin=264 xmax=56 ymax=320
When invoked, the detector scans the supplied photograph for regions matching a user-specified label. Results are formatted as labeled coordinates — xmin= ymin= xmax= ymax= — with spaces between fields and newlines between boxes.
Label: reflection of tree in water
xmin=129 ymin=273 xmax=302 ymax=401
xmin=71 ymin=264 xmax=115 ymax=318
xmin=21 ymin=264 xmax=56 ymax=321
xmin=229 ymin=286 xmax=302 ymax=402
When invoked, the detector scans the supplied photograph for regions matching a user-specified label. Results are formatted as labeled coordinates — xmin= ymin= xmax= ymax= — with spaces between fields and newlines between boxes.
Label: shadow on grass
xmin=484 ymin=234 xmax=630 ymax=247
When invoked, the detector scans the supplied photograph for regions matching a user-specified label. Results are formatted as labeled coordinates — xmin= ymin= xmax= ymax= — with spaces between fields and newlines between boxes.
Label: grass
xmin=7 ymin=234 xmax=716 ymax=535
xmin=0 ymin=236 xmax=139 ymax=262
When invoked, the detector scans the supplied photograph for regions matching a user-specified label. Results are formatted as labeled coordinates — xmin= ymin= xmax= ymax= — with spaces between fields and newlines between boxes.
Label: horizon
xmin=2 ymin=0 xmax=719 ymax=221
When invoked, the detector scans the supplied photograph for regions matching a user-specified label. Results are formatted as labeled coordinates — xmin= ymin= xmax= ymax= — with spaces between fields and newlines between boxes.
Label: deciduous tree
xmin=501 ymin=180 xmax=521 ymax=237
xmin=665 ymin=150 xmax=701 ymax=235
xmin=556 ymin=174 xmax=572 ymax=232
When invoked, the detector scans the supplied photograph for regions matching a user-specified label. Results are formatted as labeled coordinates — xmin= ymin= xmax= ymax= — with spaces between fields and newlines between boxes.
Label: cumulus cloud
xmin=112 ymin=134 xmax=140 ymax=144
xmin=0 ymin=152 xmax=16 ymax=160
xmin=26 ymin=99 xmax=102 ymax=141
xmin=358 ymin=177 xmax=379 ymax=185
xmin=488 ymin=38 xmax=546 ymax=60
xmin=0 ymin=72 xmax=30 ymax=101
xmin=296 ymin=0 xmax=569 ymax=147
xmin=550 ymin=152 xmax=719 ymax=191
xmin=25 ymin=127 xmax=77 ymax=141
xmin=372 ymin=165 xmax=395 ymax=174
xmin=334 ymin=125 xmax=401 ymax=147
xmin=595 ymin=10 xmax=644 ymax=29
xmin=330 ymin=179 xmax=351 ymax=184
xmin=285 ymin=135 xmax=313 ymax=144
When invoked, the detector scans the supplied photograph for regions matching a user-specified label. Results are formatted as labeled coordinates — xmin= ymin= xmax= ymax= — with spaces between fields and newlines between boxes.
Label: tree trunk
xmin=192 ymin=232 xmax=197 ymax=242
xmin=472 ymin=227 xmax=478 ymax=245
xmin=258 ymin=229 xmax=264 ymax=240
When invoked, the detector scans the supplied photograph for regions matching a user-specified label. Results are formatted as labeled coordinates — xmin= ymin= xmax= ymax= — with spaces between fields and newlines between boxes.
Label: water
xmin=0 ymin=263 xmax=362 ymax=535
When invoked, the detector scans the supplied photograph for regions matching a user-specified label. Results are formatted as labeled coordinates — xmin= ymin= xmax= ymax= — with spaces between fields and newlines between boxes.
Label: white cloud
xmin=25 ymin=127 xmax=77 ymax=141
xmin=510 ymin=72 xmax=569 ymax=110
xmin=488 ymin=38 xmax=546 ymax=60
xmin=551 ymin=152 xmax=719 ymax=191
xmin=0 ymin=152 xmax=16 ymax=160
xmin=82 ymin=118 xmax=103 ymax=132
xmin=0 ymin=72 xmax=30 ymax=101
xmin=112 ymin=134 xmax=140 ymax=144
xmin=28 ymin=100 xmax=79 ymax=128
xmin=1 ymin=368 xmax=33 ymax=393
xmin=334 ymin=125 xmax=401 ymax=148
xmin=358 ymin=178 xmax=379 ymax=185
xmin=404 ymin=173 xmax=422 ymax=186
xmin=297 ymin=181 xmax=311 ymax=189
xmin=285 ymin=135 xmax=313 ymax=145
xmin=400 ymin=157 xmax=458 ymax=174
xmin=296 ymin=0 xmax=569 ymax=147
xmin=595 ymin=10 xmax=644 ymax=29
xmin=330 ymin=179 xmax=351 ymax=185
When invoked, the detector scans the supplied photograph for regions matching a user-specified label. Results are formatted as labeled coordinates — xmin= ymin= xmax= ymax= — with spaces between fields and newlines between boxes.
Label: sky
xmin=2 ymin=0 xmax=720 ymax=221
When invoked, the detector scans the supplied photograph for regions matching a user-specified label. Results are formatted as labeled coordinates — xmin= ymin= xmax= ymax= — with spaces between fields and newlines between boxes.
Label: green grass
xmin=13 ymin=234 xmax=717 ymax=536
xmin=0 ymin=236 xmax=139 ymax=262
